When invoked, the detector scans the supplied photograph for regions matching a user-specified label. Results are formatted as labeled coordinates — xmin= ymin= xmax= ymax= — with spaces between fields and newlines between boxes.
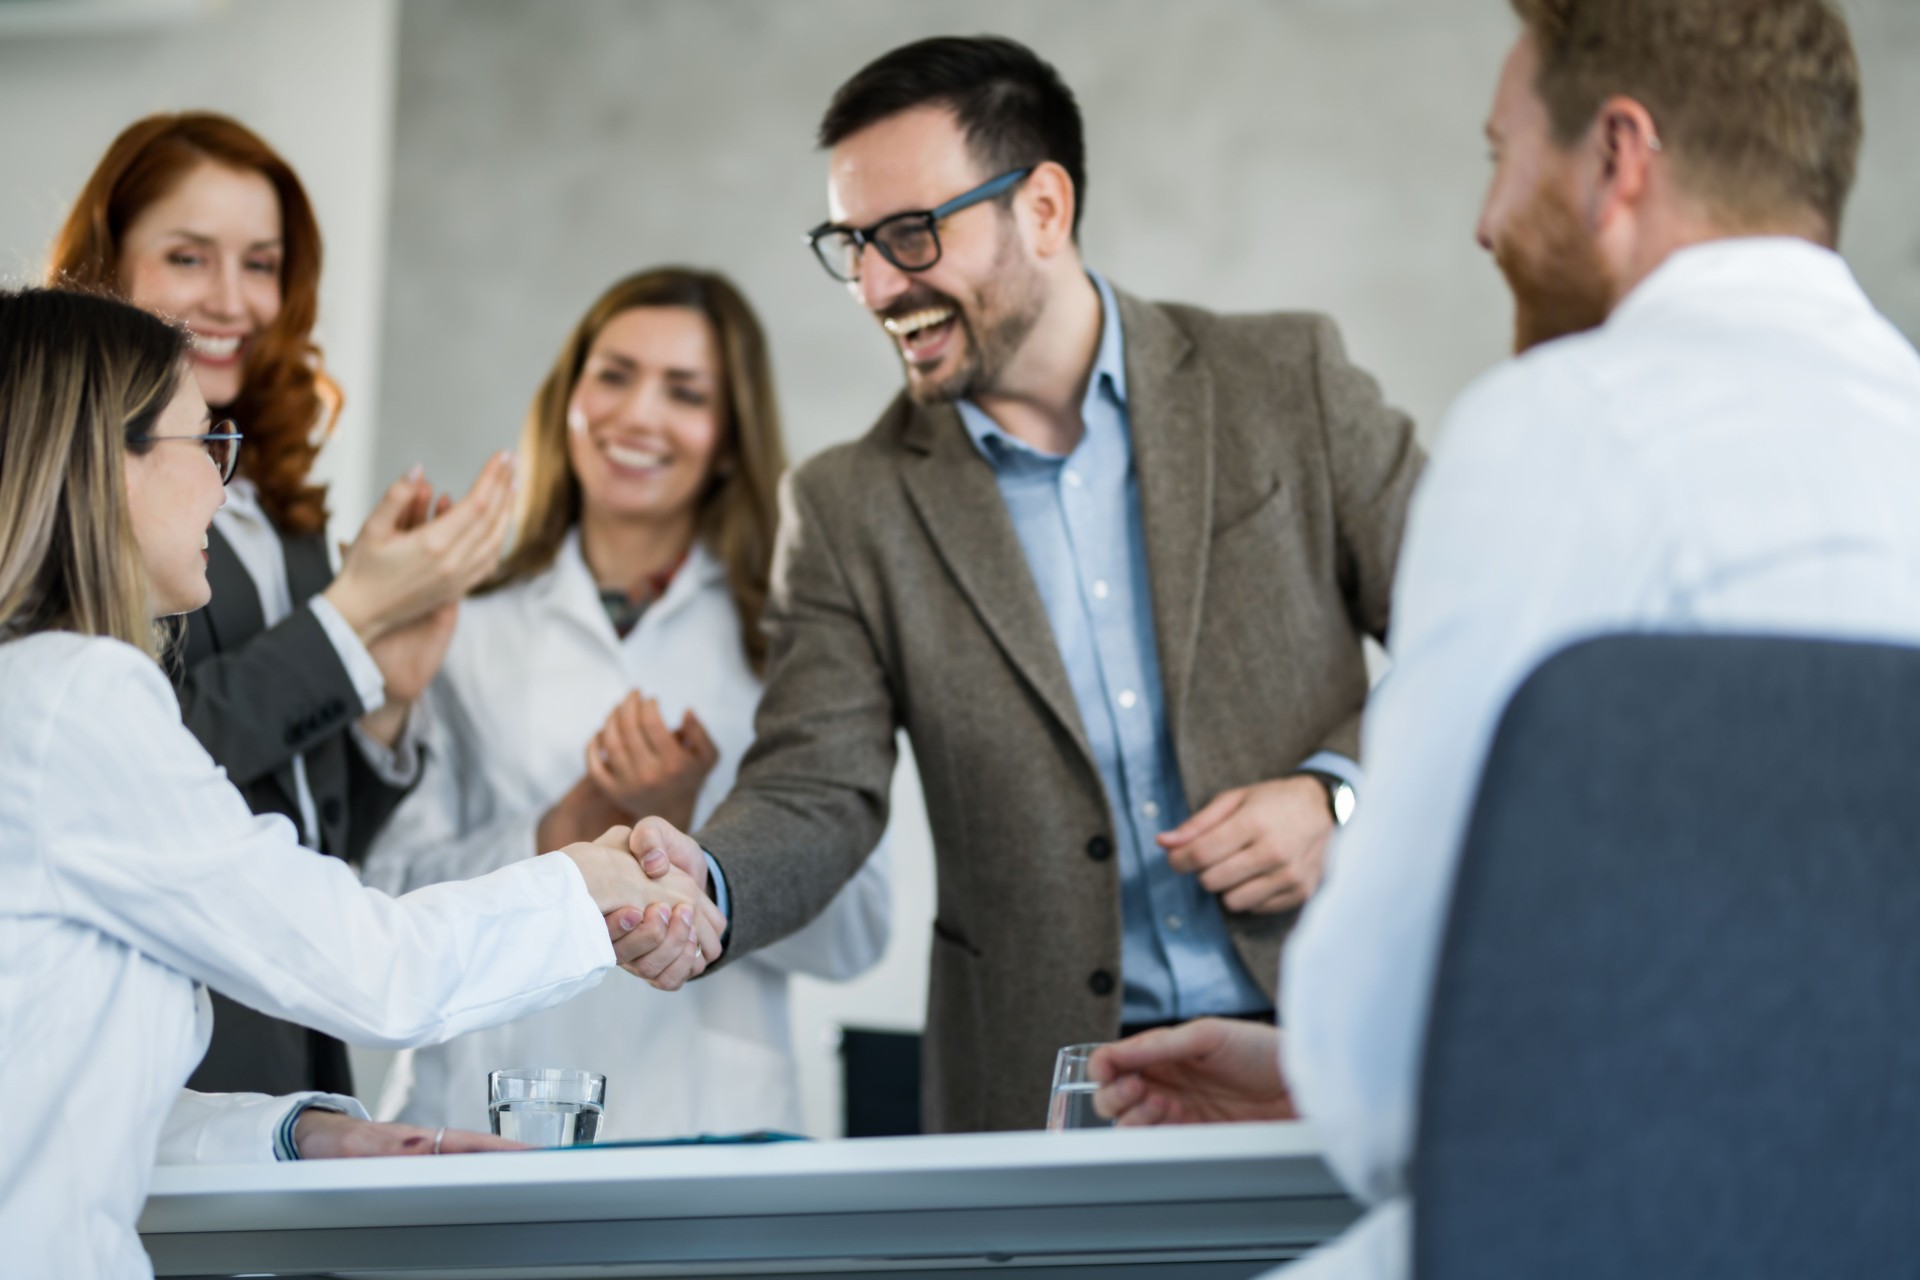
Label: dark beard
xmin=899 ymin=218 xmax=1046 ymax=404
xmin=1495 ymin=180 xmax=1614 ymax=354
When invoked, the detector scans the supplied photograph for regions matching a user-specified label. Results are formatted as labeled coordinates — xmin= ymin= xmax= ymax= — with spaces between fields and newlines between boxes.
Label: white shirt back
xmin=1280 ymin=238 xmax=1920 ymax=1278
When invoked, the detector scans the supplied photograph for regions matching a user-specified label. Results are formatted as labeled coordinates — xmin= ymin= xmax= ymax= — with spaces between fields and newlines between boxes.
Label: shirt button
xmin=1064 ymin=470 xmax=1083 ymax=488
xmin=1085 ymin=835 xmax=1113 ymax=862
xmin=1088 ymin=969 xmax=1115 ymax=997
xmin=1117 ymin=689 xmax=1138 ymax=710
xmin=1141 ymin=800 xmax=1159 ymax=819
xmin=1164 ymin=914 xmax=1184 ymax=932
xmin=1091 ymin=579 xmax=1110 ymax=600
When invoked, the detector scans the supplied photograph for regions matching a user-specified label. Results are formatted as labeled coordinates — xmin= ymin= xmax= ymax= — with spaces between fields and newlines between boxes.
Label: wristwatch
xmin=1301 ymin=770 xmax=1357 ymax=828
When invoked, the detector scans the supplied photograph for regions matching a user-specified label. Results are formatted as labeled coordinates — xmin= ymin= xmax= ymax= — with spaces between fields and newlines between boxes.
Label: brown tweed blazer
xmin=698 ymin=287 xmax=1423 ymax=1133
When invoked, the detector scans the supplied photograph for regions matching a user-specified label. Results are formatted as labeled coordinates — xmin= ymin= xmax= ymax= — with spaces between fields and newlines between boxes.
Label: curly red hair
xmin=47 ymin=111 xmax=340 ymax=537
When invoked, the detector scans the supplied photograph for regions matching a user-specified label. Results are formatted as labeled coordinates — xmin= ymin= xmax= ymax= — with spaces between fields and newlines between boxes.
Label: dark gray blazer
xmin=697 ymin=289 xmax=1425 ymax=1133
xmin=174 ymin=524 xmax=409 ymax=1097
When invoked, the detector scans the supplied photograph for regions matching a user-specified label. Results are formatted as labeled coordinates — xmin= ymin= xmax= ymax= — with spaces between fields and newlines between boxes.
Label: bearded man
xmin=623 ymin=34 xmax=1424 ymax=1133
xmin=1086 ymin=0 xmax=1920 ymax=1275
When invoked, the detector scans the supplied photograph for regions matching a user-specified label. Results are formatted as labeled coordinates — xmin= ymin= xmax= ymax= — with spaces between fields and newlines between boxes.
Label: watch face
xmin=1332 ymin=782 xmax=1357 ymax=827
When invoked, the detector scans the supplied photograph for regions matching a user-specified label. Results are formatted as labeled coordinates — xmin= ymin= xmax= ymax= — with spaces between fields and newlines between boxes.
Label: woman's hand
xmin=583 ymin=692 xmax=719 ymax=831
xmin=293 ymin=1109 xmax=527 ymax=1158
xmin=559 ymin=825 xmax=725 ymax=986
xmin=324 ymin=452 xmax=515 ymax=644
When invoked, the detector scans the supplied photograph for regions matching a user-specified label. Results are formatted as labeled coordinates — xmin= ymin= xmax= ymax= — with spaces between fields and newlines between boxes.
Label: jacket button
xmin=321 ymin=797 xmax=343 ymax=826
xmin=1085 ymin=835 xmax=1113 ymax=862
xmin=1088 ymin=970 xmax=1115 ymax=997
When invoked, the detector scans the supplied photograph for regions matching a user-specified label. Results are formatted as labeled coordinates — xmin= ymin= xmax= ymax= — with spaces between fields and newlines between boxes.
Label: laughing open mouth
xmin=882 ymin=305 xmax=960 ymax=363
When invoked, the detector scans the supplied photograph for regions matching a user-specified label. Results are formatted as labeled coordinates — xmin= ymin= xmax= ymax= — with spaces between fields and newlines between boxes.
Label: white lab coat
xmin=1278 ymin=239 xmax=1920 ymax=1277
xmin=362 ymin=532 xmax=892 ymax=1139
xmin=0 ymin=632 xmax=615 ymax=1280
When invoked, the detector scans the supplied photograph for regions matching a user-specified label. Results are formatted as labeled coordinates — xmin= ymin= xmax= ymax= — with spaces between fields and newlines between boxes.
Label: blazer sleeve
xmin=173 ymin=600 xmax=371 ymax=789
xmin=1306 ymin=313 xmax=1426 ymax=761
xmin=695 ymin=466 xmax=899 ymax=962
xmin=747 ymin=827 xmax=894 ymax=982
xmin=35 ymin=642 xmax=613 ymax=1050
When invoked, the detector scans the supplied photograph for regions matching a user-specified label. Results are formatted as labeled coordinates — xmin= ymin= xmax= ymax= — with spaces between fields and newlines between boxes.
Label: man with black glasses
xmin=629 ymin=34 xmax=1423 ymax=1133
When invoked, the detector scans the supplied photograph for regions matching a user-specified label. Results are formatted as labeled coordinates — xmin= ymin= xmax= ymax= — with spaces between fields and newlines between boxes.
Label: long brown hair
xmin=0 ymin=288 xmax=188 ymax=657
xmin=46 ymin=111 xmax=340 ymax=536
xmin=494 ymin=268 xmax=788 ymax=675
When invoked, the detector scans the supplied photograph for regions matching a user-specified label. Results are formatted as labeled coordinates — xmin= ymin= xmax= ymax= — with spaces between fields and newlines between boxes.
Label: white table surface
xmin=139 ymin=1121 xmax=1358 ymax=1278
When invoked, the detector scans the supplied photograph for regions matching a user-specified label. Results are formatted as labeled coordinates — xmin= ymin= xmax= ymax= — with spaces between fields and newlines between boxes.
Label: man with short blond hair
xmin=1088 ymin=1 xmax=1920 ymax=1274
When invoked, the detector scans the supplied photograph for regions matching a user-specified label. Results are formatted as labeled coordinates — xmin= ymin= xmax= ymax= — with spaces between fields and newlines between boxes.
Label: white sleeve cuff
xmin=351 ymin=697 xmax=429 ymax=787
xmin=160 ymin=1089 xmax=368 ymax=1166
xmin=310 ymin=593 xmax=387 ymax=714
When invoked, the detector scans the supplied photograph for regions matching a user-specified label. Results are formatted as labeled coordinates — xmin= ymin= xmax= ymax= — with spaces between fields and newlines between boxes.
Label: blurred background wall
xmin=0 ymin=0 xmax=1914 ymax=1137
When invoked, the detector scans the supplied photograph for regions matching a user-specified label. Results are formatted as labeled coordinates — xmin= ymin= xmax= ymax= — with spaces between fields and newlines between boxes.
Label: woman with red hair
xmin=49 ymin=112 xmax=512 ymax=1099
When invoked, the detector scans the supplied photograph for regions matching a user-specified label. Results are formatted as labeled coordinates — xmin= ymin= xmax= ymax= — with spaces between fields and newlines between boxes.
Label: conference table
xmin=139 ymin=1120 xmax=1359 ymax=1278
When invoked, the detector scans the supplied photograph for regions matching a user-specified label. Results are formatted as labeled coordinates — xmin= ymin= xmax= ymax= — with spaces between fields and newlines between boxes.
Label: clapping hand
xmin=1089 ymin=1018 xmax=1296 ymax=1127
xmin=584 ymin=692 xmax=719 ymax=832
xmin=324 ymin=451 xmax=516 ymax=645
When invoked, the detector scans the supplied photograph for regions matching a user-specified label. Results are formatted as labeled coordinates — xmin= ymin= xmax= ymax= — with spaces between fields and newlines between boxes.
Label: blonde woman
xmin=0 ymin=287 xmax=719 ymax=1280
xmin=363 ymin=269 xmax=890 ymax=1139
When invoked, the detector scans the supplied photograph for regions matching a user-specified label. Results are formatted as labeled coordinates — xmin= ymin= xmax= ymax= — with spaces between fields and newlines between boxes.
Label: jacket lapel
xmin=198 ymin=525 xmax=265 ymax=653
xmin=280 ymin=530 xmax=334 ymax=603
xmin=898 ymin=398 xmax=1094 ymax=765
xmin=1117 ymin=290 xmax=1215 ymax=747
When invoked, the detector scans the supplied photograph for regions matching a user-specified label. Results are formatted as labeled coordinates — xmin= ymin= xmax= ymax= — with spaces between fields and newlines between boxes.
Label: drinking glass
xmin=487 ymin=1068 xmax=606 ymax=1147
xmin=1046 ymin=1043 xmax=1115 ymax=1132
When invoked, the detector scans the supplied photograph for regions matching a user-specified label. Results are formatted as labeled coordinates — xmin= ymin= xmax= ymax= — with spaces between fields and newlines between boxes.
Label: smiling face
xmin=827 ymin=106 xmax=1046 ymax=404
xmin=124 ymin=373 xmax=226 ymax=616
xmin=1475 ymin=36 xmax=1616 ymax=353
xmin=565 ymin=306 xmax=726 ymax=531
xmin=117 ymin=161 xmax=283 ymax=409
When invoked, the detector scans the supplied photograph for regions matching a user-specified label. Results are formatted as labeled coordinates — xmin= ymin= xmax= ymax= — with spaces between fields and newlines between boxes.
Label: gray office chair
xmin=1414 ymin=634 xmax=1920 ymax=1279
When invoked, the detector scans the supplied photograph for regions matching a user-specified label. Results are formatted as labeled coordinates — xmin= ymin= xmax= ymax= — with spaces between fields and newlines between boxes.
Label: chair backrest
xmin=1414 ymin=634 xmax=1920 ymax=1279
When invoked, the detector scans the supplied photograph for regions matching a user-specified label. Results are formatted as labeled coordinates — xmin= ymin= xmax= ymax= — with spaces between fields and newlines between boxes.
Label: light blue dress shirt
xmin=955 ymin=273 xmax=1353 ymax=1024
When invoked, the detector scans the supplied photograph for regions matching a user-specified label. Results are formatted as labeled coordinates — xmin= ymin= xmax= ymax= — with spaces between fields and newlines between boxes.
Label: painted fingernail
xmin=618 ymin=912 xmax=640 ymax=931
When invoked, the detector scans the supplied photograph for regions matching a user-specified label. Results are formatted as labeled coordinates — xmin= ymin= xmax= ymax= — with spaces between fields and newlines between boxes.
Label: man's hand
xmin=293 ymin=1109 xmax=527 ymax=1157
xmin=557 ymin=825 xmax=723 ymax=988
xmin=584 ymin=692 xmax=720 ymax=832
xmin=1157 ymin=776 xmax=1333 ymax=914
xmin=1088 ymin=1018 xmax=1295 ymax=1127
xmin=629 ymin=814 xmax=712 ymax=898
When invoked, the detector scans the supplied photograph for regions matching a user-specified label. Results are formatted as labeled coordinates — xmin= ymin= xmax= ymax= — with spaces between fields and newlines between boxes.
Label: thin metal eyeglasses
xmin=805 ymin=167 xmax=1034 ymax=284
xmin=132 ymin=420 xmax=244 ymax=484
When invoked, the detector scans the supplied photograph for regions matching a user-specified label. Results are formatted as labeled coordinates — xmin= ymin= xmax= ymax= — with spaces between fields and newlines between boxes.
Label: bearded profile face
xmin=1493 ymin=177 xmax=1615 ymax=354
xmin=1477 ymin=34 xmax=1619 ymax=355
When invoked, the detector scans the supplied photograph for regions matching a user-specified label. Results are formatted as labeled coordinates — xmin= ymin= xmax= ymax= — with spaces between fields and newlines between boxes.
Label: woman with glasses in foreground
xmin=364 ymin=268 xmax=890 ymax=1139
xmin=0 ymin=286 xmax=721 ymax=1280
xmin=50 ymin=112 xmax=516 ymax=1100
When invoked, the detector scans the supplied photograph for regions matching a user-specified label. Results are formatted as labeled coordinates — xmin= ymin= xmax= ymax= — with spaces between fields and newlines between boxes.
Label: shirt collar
xmin=1607 ymin=236 xmax=1864 ymax=331
xmin=959 ymin=269 xmax=1126 ymax=466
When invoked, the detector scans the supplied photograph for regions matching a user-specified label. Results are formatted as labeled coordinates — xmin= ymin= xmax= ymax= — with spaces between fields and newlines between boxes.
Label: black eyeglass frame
xmin=805 ymin=167 xmax=1035 ymax=284
xmin=130 ymin=420 xmax=245 ymax=485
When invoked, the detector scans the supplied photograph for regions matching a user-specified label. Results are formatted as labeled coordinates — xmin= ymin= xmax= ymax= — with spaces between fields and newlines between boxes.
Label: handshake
xmin=555 ymin=816 xmax=722 ymax=990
